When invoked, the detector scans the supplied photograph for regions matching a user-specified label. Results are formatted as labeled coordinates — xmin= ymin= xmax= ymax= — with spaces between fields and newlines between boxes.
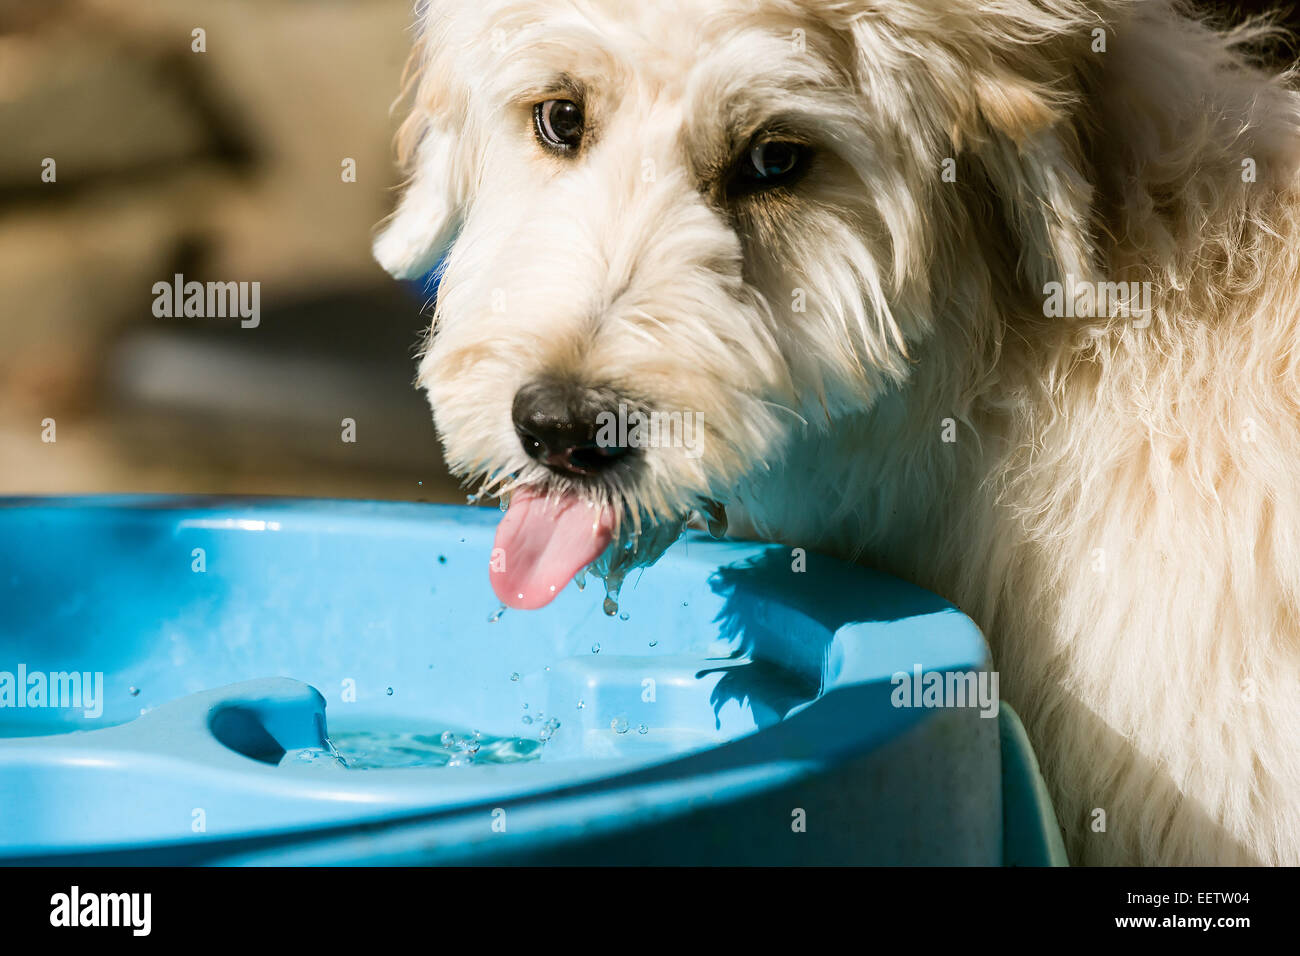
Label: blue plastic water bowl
xmin=0 ymin=496 xmax=1064 ymax=865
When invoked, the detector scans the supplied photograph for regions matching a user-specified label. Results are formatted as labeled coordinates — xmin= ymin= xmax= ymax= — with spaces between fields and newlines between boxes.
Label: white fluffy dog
xmin=375 ymin=0 xmax=1300 ymax=865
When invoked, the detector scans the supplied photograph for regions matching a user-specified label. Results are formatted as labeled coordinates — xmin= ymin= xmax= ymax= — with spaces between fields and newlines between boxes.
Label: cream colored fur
xmin=376 ymin=0 xmax=1300 ymax=864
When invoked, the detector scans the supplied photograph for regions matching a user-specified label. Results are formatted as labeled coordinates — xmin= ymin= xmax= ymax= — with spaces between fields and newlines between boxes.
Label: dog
xmin=374 ymin=0 xmax=1300 ymax=865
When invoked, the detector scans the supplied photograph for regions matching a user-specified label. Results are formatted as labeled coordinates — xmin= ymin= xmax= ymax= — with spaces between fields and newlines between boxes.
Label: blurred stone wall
xmin=0 ymin=0 xmax=459 ymax=500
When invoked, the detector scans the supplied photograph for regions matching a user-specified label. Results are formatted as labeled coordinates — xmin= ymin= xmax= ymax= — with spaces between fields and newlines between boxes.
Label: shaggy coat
xmin=376 ymin=0 xmax=1300 ymax=865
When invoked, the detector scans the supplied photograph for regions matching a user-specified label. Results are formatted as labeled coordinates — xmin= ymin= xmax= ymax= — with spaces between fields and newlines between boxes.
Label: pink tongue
xmin=491 ymin=488 xmax=614 ymax=610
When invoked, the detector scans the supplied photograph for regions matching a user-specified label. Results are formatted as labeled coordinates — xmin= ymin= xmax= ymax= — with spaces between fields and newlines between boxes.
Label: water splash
xmin=538 ymin=717 xmax=561 ymax=742
xmin=701 ymin=499 xmax=728 ymax=538
xmin=586 ymin=514 xmax=688 ymax=616
xmin=326 ymin=727 xmax=542 ymax=770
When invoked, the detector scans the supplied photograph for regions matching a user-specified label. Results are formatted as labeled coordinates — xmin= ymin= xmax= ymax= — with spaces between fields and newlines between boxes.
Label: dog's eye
xmin=534 ymin=99 xmax=584 ymax=152
xmin=730 ymin=139 xmax=810 ymax=195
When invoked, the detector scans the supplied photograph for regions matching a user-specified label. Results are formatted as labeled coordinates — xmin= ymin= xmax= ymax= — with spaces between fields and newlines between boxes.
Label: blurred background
xmin=0 ymin=0 xmax=459 ymax=502
xmin=0 ymin=0 xmax=1295 ymax=503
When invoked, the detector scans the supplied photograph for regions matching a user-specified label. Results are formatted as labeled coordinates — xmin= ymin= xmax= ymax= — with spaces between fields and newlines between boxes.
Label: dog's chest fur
xmin=738 ymin=231 xmax=1300 ymax=865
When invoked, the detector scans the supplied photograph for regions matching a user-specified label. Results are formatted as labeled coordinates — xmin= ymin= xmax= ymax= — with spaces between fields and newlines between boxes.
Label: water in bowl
xmin=282 ymin=721 xmax=546 ymax=770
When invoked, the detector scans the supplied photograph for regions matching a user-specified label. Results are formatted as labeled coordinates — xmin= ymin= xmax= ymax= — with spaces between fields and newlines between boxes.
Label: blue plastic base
xmin=0 ymin=496 xmax=1062 ymax=865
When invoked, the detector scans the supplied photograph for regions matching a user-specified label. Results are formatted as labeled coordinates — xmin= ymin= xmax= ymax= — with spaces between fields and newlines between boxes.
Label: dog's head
xmin=376 ymin=0 xmax=1104 ymax=608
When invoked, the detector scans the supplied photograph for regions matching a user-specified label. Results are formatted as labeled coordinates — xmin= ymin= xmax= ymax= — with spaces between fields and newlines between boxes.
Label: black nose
xmin=512 ymin=380 xmax=634 ymax=476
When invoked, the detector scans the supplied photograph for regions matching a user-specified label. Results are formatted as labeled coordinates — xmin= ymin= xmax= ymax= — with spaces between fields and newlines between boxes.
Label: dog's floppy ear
xmin=959 ymin=68 xmax=1098 ymax=290
xmin=373 ymin=121 xmax=464 ymax=279
xmin=373 ymin=25 xmax=468 ymax=279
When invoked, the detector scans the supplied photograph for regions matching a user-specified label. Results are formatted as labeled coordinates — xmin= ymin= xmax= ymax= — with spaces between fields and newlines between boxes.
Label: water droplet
xmin=610 ymin=715 xmax=629 ymax=734
xmin=649 ymin=640 xmax=658 ymax=647
xmin=510 ymin=672 xmax=520 ymax=682
xmin=440 ymin=731 xmax=456 ymax=747
xmin=488 ymin=605 xmax=506 ymax=623
xmin=618 ymin=611 xmax=630 ymax=621
xmin=703 ymin=501 xmax=728 ymax=538
xmin=437 ymin=555 xmax=447 ymax=564
xmin=386 ymin=687 xmax=394 ymax=696
xmin=576 ymin=699 xmax=585 ymax=710
xmin=522 ymin=715 xmax=534 ymax=725
xmin=591 ymin=643 xmax=600 ymax=654
xmin=602 ymin=595 xmax=619 ymax=616
xmin=638 ymin=723 xmax=648 ymax=735
xmin=128 ymin=686 xmax=140 ymax=697
xmin=522 ymin=702 xmax=529 ymax=710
